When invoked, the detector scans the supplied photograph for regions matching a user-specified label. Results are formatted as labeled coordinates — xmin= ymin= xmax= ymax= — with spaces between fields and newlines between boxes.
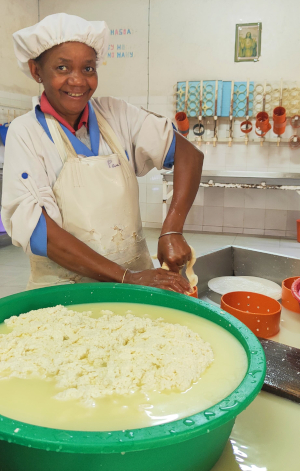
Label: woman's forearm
xmin=42 ymin=210 xmax=191 ymax=293
xmin=43 ymin=209 xmax=125 ymax=282
xmin=162 ymin=132 xmax=204 ymax=233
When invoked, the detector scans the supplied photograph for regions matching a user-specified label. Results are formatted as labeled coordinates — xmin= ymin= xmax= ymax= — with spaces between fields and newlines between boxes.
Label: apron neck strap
xmin=90 ymin=99 xmax=128 ymax=164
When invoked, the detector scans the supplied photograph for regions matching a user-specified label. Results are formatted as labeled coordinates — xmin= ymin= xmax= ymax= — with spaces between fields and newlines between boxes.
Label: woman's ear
xmin=28 ymin=59 xmax=42 ymax=84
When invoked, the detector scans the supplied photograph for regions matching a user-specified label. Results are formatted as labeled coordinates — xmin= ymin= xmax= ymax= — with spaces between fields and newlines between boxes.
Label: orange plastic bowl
xmin=221 ymin=291 xmax=281 ymax=338
xmin=282 ymin=277 xmax=300 ymax=313
xmin=186 ymin=286 xmax=198 ymax=298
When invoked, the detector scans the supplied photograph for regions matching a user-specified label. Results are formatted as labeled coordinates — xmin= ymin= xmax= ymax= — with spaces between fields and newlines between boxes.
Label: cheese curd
xmin=0 ymin=305 xmax=214 ymax=406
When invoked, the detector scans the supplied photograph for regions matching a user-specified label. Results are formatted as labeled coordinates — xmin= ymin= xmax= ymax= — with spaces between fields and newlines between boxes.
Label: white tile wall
xmin=146 ymin=203 xmax=162 ymax=223
xmin=265 ymin=189 xmax=288 ymax=210
xmin=146 ymin=184 xmax=163 ymax=204
xmin=203 ymin=206 xmax=224 ymax=227
xmin=184 ymin=206 xmax=203 ymax=226
xmin=223 ymin=207 xmax=244 ymax=228
xmin=224 ymin=188 xmax=245 ymax=208
xmin=286 ymin=211 xmax=299 ymax=232
xmin=139 ymin=184 xmax=147 ymax=203
xmin=0 ymin=90 xmax=32 ymax=125
xmin=265 ymin=210 xmax=287 ymax=231
xmin=244 ymin=189 xmax=266 ymax=209
xmin=204 ymin=187 xmax=224 ymax=207
xmin=243 ymin=208 xmax=265 ymax=229
xmin=287 ymin=192 xmax=300 ymax=211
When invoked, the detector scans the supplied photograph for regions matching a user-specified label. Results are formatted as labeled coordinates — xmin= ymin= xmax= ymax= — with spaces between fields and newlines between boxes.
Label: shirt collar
xmin=39 ymin=91 xmax=89 ymax=135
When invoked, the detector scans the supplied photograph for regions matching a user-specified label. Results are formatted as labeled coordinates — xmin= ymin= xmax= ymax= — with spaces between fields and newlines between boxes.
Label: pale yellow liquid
xmin=211 ymin=304 xmax=300 ymax=471
xmin=0 ymin=303 xmax=247 ymax=431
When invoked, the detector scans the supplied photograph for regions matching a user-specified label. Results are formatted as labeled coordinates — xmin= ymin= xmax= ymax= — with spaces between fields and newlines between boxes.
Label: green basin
xmin=0 ymin=284 xmax=266 ymax=471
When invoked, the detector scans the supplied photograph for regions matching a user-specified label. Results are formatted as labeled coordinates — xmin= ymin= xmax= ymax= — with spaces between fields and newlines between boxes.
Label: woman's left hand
xmin=157 ymin=234 xmax=191 ymax=273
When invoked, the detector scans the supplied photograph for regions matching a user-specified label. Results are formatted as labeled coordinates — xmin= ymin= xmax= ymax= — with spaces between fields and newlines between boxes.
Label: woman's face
xmin=29 ymin=42 xmax=98 ymax=120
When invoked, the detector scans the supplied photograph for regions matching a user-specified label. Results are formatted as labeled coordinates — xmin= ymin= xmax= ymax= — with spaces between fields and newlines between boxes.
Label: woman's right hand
xmin=125 ymin=269 xmax=192 ymax=294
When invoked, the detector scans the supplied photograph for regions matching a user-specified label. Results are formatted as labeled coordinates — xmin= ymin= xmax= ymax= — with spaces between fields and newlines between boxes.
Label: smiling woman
xmin=29 ymin=43 xmax=98 ymax=130
xmin=1 ymin=13 xmax=204 ymax=293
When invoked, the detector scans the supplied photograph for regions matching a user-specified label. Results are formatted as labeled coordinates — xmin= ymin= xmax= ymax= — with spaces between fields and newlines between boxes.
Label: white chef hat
xmin=13 ymin=13 xmax=109 ymax=79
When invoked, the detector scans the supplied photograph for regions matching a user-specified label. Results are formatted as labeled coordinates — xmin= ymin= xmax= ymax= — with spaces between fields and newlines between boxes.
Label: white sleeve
xmin=94 ymin=97 xmax=174 ymax=177
xmin=127 ymin=103 xmax=174 ymax=176
xmin=1 ymin=119 xmax=62 ymax=254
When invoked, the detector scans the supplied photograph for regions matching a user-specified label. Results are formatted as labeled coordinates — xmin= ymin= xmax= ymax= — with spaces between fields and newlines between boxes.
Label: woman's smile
xmin=29 ymin=42 xmax=98 ymax=129
xmin=62 ymin=90 xmax=90 ymax=100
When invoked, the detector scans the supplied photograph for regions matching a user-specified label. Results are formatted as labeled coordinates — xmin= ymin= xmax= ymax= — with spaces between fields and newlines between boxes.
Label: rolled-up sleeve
xmin=1 ymin=119 xmax=62 ymax=254
xmin=30 ymin=213 xmax=47 ymax=256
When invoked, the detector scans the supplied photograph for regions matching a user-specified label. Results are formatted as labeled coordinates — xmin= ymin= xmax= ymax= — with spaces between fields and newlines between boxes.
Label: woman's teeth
xmin=67 ymin=92 xmax=84 ymax=97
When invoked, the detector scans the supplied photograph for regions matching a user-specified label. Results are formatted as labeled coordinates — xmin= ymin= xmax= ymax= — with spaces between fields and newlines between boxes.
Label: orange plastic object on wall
xmin=175 ymin=112 xmax=190 ymax=137
xmin=273 ymin=106 xmax=286 ymax=135
xmin=240 ymin=120 xmax=253 ymax=134
xmin=255 ymin=111 xmax=271 ymax=137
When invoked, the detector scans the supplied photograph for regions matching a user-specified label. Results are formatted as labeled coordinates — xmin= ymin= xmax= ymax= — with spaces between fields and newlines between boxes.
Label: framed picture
xmin=235 ymin=23 xmax=262 ymax=62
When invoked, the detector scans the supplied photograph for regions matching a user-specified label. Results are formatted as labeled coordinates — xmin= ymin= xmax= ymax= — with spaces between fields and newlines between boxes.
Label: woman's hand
xmin=157 ymin=234 xmax=191 ymax=273
xmin=125 ymin=268 xmax=192 ymax=294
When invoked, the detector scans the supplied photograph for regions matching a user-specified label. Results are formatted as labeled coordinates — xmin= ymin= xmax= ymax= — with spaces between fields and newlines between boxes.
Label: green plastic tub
xmin=0 ymin=284 xmax=266 ymax=471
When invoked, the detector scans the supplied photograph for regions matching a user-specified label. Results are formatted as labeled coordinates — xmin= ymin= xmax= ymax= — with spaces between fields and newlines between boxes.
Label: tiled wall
xmin=139 ymin=168 xmax=300 ymax=239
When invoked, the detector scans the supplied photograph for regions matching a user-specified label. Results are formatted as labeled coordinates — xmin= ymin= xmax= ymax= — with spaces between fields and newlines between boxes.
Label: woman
xmin=1 ymin=13 xmax=203 ymax=293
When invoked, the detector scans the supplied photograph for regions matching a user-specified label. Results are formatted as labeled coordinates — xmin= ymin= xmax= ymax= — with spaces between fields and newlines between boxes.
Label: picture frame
xmin=235 ymin=23 xmax=262 ymax=62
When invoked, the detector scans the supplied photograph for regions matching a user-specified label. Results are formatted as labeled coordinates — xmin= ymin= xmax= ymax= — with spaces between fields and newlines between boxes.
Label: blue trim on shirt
xmin=163 ymin=128 xmax=176 ymax=169
xmin=59 ymin=123 xmax=95 ymax=156
xmin=88 ymin=101 xmax=100 ymax=155
xmin=35 ymin=106 xmax=54 ymax=143
xmin=35 ymin=102 xmax=100 ymax=156
xmin=30 ymin=213 xmax=47 ymax=257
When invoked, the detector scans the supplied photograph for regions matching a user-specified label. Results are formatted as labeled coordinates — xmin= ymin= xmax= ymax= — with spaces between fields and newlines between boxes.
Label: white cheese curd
xmin=0 ymin=305 xmax=214 ymax=406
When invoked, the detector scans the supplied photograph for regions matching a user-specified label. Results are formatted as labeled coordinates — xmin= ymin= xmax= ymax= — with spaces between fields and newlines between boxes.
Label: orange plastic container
xmin=281 ymin=276 xmax=300 ymax=313
xmin=186 ymin=286 xmax=198 ymax=298
xmin=175 ymin=112 xmax=190 ymax=137
xmin=273 ymin=106 xmax=287 ymax=135
xmin=255 ymin=111 xmax=272 ymax=137
xmin=297 ymin=219 xmax=300 ymax=243
xmin=221 ymin=291 xmax=281 ymax=338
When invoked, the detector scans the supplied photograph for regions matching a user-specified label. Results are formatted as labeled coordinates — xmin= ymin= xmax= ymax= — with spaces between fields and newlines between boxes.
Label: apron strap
xmin=90 ymin=99 xmax=128 ymax=163
xmin=45 ymin=114 xmax=68 ymax=164
xmin=91 ymin=101 xmax=134 ymax=179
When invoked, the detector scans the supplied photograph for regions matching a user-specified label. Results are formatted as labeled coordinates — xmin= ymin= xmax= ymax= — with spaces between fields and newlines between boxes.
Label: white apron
xmin=27 ymin=104 xmax=153 ymax=289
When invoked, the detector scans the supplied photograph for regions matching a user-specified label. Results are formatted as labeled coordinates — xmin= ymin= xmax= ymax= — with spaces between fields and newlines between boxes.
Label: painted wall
xmin=0 ymin=0 xmax=39 ymax=96
xmin=40 ymin=0 xmax=300 ymax=99
xmin=40 ymin=0 xmax=149 ymax=100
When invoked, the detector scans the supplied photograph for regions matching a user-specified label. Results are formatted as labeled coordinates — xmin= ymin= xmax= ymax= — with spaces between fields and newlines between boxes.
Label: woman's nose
xmin=67 ymin=71 xmax=86 ymax=86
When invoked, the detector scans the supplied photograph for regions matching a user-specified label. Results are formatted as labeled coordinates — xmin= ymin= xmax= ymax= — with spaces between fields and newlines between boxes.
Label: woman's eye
xmin=57 ymin=65 xmax=67 ymax=71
